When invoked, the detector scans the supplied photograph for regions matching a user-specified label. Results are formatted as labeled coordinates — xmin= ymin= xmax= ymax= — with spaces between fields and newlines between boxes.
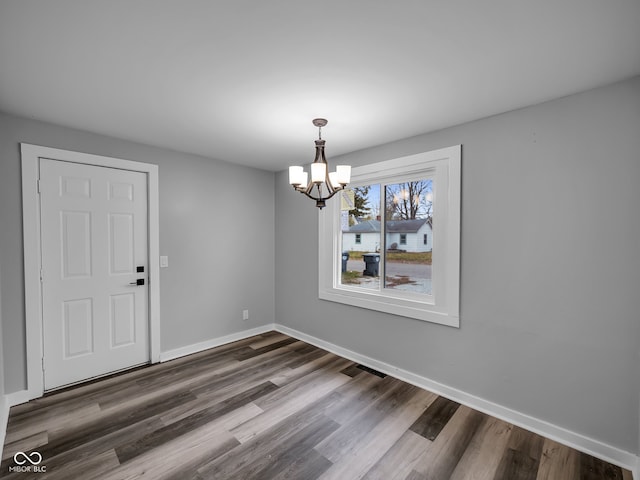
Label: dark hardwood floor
xmin=1 ymin=332 xmax=632 ymax=479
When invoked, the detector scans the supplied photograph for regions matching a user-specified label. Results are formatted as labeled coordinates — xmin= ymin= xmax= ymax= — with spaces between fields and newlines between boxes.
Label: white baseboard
xmin=158 ymin=324 xmax=276 ymax=363
xmin=6 ymin=389 xmax=36 ymax=408
xmin=274 ymin=324 xmax=640 ymax=477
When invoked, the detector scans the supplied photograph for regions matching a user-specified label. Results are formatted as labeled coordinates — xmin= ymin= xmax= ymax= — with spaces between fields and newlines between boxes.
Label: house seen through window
xmin=340 ymin=180 xmax=433 ymax=295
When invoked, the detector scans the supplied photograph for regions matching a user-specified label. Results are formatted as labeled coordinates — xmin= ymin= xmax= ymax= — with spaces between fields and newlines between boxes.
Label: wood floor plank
xmin=190 ymin=346 xmax=301 ymax=398
xmin=412 ymin=405 xmax=486 ymax=480
xmin=5 ymin=402 xmax=101 ymax=445
xmin=340 ymin=363 xmax=364 ymax=377
xmin=1 ymin=332 xmax=631 ymax=480
xmin=449 ymin=416 xmax=514 ymax=480
xmin=115 ymin=381 xmax=279 ymax=463
xmin=319 ymin=389 xmax=437 ymax=480
xmin=224 ymin=415 xmax=339 ymax=480
xmin=268 ymin=450 xmax=333 ymax=480
xmin=232 ymin=337 xmax=300 ymax=361
xmin=322 ymin=371 xmax=385 ymax=424
xmin=158 ymin=381 xmax=267 ymax=426
xmin=254 ymin=356 xmax=352 ymax=411
xmin=269 ymin=352 xmax=345 ymax=387
xmin=158 ymin=436 xmax=244 ymax=480
xmin=289 ymin=341 xmax=323 ymax=356
xmin=46 ymin=389 xmax=197 ymax=457
xmin=362 ymin=430 xmax=432 ymax=480
xmin=157 ymin=347 xmax=307 ymax=425
xmin=323 ymin=374 xmax=401 ymax=426
xmin=406 ymin=470 xmax=427 ymax=480
xmin=206 ymin=401 xmax=265 ymax=432
xmin=535 ymin=438 xmax=579 ymax=480
xmin=248 ymin=333 xmax=292 ymax=349
xmin=315 ymin=381 xmax=422 ymax=463
xmin=103 ymin=425 xmax=239 ymax=480
xmin=196 ymin=407 xmax=335 ymax=478
xmin=230 ymin=369 xmax=350 ymax=443
xmin=409 ymin=395 xmax=461 ymax=441
xmin=282 ymin=346 xmax=329 ymax=370
xmin=44 ymin=448 xmax=121 ymax=480
xmin=580 ymin=453 xmax=625 ymax=480
xmin=493 ymin=426 xmax=545 ymax=480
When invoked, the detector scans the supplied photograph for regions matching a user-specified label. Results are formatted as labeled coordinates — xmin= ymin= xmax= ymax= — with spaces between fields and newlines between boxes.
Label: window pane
xmin=384 ymin=179 xmax=433 ymax=294
xmin=340 ymin=185 xmax=381 ymax=290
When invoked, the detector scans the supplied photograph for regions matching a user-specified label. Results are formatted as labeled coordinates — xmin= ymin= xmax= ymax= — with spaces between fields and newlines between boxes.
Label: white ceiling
xmin=1 ymin=1 xmax=639 ymax=172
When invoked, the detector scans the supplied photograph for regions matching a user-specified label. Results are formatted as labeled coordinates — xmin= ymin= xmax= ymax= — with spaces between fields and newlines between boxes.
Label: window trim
xmin=318 ymin=145 xmax=461 ymax=327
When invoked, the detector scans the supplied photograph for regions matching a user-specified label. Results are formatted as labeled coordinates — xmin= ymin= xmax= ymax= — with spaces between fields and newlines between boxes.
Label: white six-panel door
xmin=40 ymin=158 xmax=149 ymax=390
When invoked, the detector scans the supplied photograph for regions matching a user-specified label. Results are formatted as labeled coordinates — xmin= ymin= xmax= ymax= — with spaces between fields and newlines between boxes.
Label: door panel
xmin=109 ymin=213 xmax=134 ymax=274
xmin=63 ymin=298 xmax=94 ymax=357
xmin=110 ymin=293 xmax=136 ymax=347
xmin=40 ymin=158 xmax=149 ymax=390
xmin=61 ymin=211 xmax=92 ymax=278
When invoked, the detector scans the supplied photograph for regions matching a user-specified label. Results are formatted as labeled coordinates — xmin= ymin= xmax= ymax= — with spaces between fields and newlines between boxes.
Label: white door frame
xmin=20 ymin=143 xmax=161 ymax=401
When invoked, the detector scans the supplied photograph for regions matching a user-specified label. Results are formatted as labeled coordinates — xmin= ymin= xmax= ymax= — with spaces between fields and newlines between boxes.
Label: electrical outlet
xmin=242 ymin=309 xmax=249 ymax=321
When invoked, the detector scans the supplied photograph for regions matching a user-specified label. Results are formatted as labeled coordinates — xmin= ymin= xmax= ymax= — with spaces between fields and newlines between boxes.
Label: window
xmin=318 ymin=145 xmax=461 ymax=326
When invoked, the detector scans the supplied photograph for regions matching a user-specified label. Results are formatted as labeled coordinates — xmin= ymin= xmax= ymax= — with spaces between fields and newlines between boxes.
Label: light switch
xmin=160 ymin=256 xmax=169 ymax=268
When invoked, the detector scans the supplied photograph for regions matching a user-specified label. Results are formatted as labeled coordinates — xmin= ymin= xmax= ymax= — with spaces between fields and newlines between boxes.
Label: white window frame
xmin=318 ymin=145 xmax=461 ymax=327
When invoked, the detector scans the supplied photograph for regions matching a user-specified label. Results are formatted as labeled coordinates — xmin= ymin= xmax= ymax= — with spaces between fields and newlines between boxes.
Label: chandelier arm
xmin=324 ymin=168 xmax=337 ymax=195
xmin=322 ymin=187 xmax=343 ymax=201
xmin=296 ymin=184 xmax=344 ymax=203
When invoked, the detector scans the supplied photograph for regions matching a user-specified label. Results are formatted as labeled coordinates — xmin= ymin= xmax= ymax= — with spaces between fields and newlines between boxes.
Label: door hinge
xmin=37 ymin=179 xmax=41 ymax=194
xmin=40 ymin=269 xmax=43 ymax=283
xmin=41 ymin=357 xmax=45 ymax=372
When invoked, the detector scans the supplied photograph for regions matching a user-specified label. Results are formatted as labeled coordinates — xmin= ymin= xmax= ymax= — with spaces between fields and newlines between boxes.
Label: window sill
xmin=319 ymin=287 xmax=459 ymax=326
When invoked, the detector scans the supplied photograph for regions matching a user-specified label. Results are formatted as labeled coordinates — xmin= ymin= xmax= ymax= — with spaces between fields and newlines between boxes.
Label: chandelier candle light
xmin=288 ymin=118 xmax=351 ymax=209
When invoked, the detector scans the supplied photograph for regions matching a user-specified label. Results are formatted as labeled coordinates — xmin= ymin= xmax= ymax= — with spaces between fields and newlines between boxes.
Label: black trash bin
xmin=362 ymin=253 xmax=380 ymax=276
xmin=341 ymin=251 xmax=349 ymax=273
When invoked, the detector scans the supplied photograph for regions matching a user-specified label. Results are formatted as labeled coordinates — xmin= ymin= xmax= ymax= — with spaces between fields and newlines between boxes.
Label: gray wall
xmin=275 ymin=76 xmax=640 ymax=454
xmin=0 ymin=112 xmax=275 ymax=394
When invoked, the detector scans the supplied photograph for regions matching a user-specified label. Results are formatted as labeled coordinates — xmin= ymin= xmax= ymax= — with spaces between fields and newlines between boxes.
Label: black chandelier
xmin=288 ymin=118 xmax=351 ymax=209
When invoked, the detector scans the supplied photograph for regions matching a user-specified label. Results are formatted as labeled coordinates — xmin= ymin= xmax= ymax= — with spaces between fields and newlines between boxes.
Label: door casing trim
xmin=21 ymin=143 xmax=161 ymax=400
